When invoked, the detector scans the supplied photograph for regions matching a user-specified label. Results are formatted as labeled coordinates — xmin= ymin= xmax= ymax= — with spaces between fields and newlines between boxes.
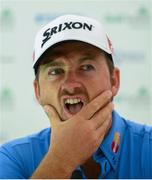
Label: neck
xmin=81 ymin=157 xmax=101 ymax=179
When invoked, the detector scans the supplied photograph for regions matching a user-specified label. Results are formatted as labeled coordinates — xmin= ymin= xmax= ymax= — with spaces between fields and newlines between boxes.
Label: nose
xmin=60 ymin=72 xmax=83 ymax=94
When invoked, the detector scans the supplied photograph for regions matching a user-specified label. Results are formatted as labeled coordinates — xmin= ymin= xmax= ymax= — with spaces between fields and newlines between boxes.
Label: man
xmin=0 ymin=14 xmax=152 ymax=179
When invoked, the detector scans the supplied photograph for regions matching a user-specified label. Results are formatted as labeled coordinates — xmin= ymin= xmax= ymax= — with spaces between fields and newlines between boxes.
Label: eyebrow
xmin=78 ymin=54 xmax=96 ymax=64
xmin=40 ymin=60 xmax=65 ymax=72
xmin=44 ymin=60 xmax=64 ymax=68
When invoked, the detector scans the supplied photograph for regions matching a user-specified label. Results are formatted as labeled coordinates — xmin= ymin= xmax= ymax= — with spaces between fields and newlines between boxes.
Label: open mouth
xmin=64 ymin=98 xmax=84 ymax=114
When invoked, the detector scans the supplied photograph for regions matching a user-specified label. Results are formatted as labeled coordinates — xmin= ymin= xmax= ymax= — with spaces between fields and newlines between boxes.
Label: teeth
xmin=65 ymin=98 xmax=81 ymax=105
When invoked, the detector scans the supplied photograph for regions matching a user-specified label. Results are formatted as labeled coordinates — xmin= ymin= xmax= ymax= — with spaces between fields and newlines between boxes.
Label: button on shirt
xmin=0 ymin=111 xmax=152 ymax=178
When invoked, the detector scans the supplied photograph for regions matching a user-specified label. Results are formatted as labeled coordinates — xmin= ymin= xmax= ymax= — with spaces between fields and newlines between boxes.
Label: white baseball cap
xmin=33 ymin=14 xmax=114 ymax=69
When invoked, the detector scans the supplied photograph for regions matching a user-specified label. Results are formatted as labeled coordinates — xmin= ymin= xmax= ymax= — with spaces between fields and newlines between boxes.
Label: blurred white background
xmin=0 ymin=0 xmax=152 ymax=144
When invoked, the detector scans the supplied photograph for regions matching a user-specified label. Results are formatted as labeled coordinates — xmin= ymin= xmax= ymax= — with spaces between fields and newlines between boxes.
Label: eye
xmin=80 ymin=64 xmax=95 ymax=71
xmin=48 ymin=68 xmax=64 ymax=75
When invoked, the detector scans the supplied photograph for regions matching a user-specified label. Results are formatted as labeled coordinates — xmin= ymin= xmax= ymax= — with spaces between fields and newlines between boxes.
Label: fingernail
xmin=106 ymin=90 xmax=112 ymax=99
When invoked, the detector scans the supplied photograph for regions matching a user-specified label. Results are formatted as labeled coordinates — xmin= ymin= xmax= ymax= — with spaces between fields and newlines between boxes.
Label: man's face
xmin=34 ymin=41 xmax=119 ymax=121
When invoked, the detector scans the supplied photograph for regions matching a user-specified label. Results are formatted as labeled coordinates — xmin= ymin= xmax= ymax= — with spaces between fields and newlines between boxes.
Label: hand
xmin=44 ymin=90 xmax=113 ymax=172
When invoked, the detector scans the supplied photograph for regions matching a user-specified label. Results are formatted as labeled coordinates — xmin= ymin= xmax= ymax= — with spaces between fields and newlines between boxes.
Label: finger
xmin=91 ymin=102 xmax=113 ymax=130
xmin=78 ymin=90 xmax=112 ymax=120
xmin=44 ymin=105 xmax=61 ymax=127
xmin=96 ymin=115 xmax=112 ymax=142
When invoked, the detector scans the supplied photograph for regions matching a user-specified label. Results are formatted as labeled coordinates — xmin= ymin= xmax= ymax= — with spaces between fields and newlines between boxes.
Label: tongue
xmin=68 ymin=103 xmax=83 ymax=114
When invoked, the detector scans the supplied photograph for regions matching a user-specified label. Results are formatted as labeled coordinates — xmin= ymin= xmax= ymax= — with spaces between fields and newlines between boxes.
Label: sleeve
xmin=141 ymin=127 xmax=152 ymax=178
xmin=0 ymin=146 xmax=26 ymax=179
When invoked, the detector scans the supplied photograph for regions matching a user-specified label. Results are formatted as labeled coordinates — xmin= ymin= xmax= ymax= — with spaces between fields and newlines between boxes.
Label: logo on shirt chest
xmin=111 ymin=132 xmax=120 ymax=153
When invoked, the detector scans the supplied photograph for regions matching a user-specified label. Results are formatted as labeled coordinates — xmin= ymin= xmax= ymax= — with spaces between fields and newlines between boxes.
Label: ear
xmin=33 ymin=80 xmax=41 ymax=104
xmin=111 ymin=67 xmax=120 ymax=97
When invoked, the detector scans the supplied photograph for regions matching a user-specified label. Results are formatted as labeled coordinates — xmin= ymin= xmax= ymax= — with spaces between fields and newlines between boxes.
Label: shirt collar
xmin=95 ymin=110 xmax=126 ymax=171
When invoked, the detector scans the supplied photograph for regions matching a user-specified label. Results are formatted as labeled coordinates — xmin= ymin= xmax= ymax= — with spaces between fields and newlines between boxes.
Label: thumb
xmin=44 ymin=105 xmax=61 ymax=127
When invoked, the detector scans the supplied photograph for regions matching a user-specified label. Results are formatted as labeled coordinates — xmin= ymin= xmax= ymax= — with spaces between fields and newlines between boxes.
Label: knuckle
xmin=92 ymin=102 xmax=99 ymax=111
xmin=87 ymin=122 xmax=94 ymax=132
xmin=83 ymin=122 xmax=95 ymax=137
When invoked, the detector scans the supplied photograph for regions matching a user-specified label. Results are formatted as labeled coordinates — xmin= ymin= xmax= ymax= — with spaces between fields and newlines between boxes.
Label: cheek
xmin=39 ymin=80 xmax=59 ymax=107
xmin=84 ymin=71 xmax=112 ymax=99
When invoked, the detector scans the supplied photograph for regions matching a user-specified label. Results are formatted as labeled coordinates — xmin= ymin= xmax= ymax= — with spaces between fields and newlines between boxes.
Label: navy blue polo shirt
xmin=0 ymin=111 xmax=152 ymax=178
